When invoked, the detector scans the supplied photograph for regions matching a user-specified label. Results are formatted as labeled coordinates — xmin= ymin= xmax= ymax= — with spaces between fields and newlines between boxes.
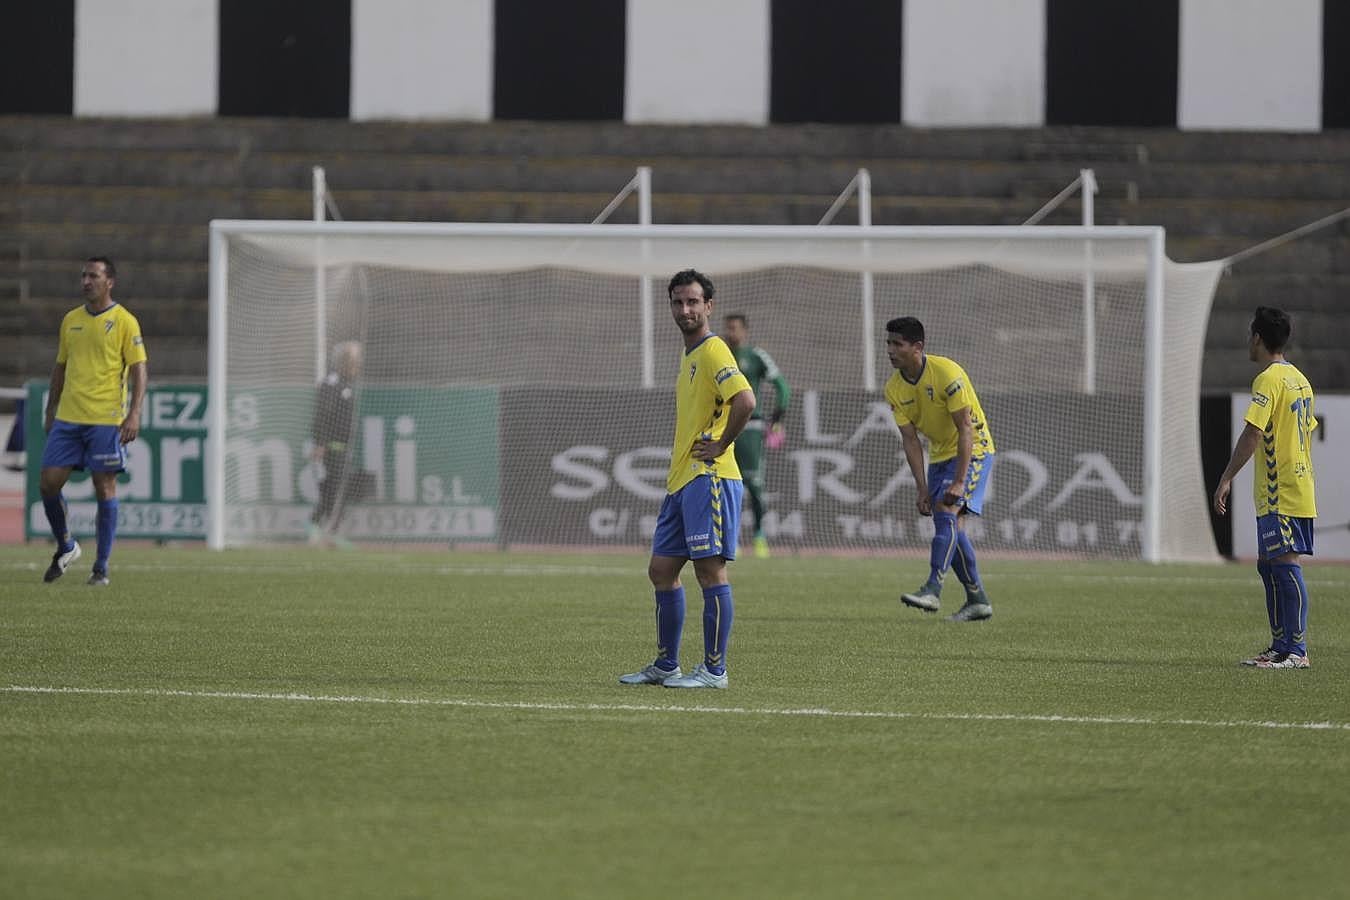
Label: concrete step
xmin=17 ymin=258 xmax=206 ymax=301
xmin=1168 ymin=235 xmax=1350 ymax=273
xmin=0 ymin=224 xmax=210 ymax=263
xmin=14 ymin=146 xmax=1350 ymax=207
xmin=16 ymin=181 xmax=1344 ymax=234
xmin=1206 ymin=305 xmax=1350 ymax=349
xmin=1211 ymin=273 xmax=1350 ymax=316
xmin=10 ymin=289 xmax=206 ymax=337
xmin=9 ymin=117 xmax=1350 ymax=163
xmin=1202 ymin=348 xmax=1347 ymax=394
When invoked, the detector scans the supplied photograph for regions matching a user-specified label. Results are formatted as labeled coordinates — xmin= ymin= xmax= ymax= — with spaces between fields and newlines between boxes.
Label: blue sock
xmin=95 ymin=498 xmax=119 ymax=573
xmin=951 ymin=528 xmax=982 ymax=594
xmin=702 ymin=585 xmax=733 ymax=676
xmin=42 ymin=494 xmax=74 ymax=551
xmin=654 ymin=588 xmax=685 ymax=670
xmin=1256 ymin=561 xmax=1280 ymax=651
xmin=927 ymin=511 xmax=958 ymax=589
xmin=1270 ymin=562 xmax=1308 ymax=656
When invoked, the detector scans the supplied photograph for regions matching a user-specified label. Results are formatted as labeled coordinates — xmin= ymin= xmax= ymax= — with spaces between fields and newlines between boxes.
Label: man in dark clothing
xmin=308 ymin=341 xmax=362 ymax=546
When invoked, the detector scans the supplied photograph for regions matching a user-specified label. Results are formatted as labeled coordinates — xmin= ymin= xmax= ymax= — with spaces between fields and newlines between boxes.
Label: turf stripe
xmin=5 ymin=685 xmax=1346 ymax=733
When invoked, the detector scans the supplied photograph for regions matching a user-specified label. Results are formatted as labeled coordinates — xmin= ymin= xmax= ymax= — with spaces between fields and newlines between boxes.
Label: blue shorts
xmin=40 ymin=420 xmax=127 ymax=473
xmin=1256 ymin=513 xmax=1314 ymax=559
xmin=928 ymin=453 xmax=994 ymax=516
xmin=652 ymin=475 xmax=743 ymax=560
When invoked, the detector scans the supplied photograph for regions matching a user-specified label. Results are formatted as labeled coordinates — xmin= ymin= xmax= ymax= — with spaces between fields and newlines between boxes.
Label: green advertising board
xmin=219 ymin=385 xmax=499 ymax=542
xmin=25 ymin=382 xmax=210 ymax=540
xmin=25 ymin=383 xmax=499 ymax=543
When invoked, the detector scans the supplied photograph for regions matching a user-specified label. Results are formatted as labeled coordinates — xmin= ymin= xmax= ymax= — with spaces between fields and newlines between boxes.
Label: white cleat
xmin=900 ymin=584 xmax=941 ymax=612
xmin=663 ymin=664 xmax=728 ymax=689
xmin=619 ymin=663 xmax=682 ymax=685
xmin=43 ymin=541 xmax=82 ymax=583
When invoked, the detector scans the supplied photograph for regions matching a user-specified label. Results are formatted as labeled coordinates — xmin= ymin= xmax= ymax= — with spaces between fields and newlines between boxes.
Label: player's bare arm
xmin=898 ymin=422 xmax=931 ymax=515
xmin=121 ymin=361 xmax=148 ymax=444
xmin=44 ymin=363 xmax=67 ymax=433
xmin=1213 ymin=421 xmax=1262 ymax=516
xmin=692 ymin=388 xmax=756 ymax=460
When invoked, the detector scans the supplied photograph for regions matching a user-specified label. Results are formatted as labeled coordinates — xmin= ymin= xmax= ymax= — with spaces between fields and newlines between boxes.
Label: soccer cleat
xmin=945 ymin=601 xmax=992 ymax=622
xmin=663 ymin=664 xmax=728 ymax=689
xmin=900 ymin=583 xmax=941 ymax=612
xmin=1240 ymin=648 xmax=1281 ymax=667
xmin=618 ymin=663 xmax=682 ymax=685
xmin=753 ymin=535 xmax=770 ymax=559
xmin=87 ymin=570 xmax=110 ymax=586
xmin=1254 ymin=652 xmax=1309 ymax=669
xmin=43 ymin=541 xmax=82 ymax=583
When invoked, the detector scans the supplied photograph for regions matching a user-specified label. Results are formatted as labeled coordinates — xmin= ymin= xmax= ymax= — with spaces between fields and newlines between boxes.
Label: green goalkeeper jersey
xmin=732 ymin=344 xmax=790 ymax=422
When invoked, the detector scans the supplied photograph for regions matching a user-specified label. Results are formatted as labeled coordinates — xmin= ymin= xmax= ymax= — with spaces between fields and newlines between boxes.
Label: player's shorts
xmin=40 ymin=420 xmax=127 ymax=473
xmin=927 ymin=453 xmax=994 ymax=516
xmin=1256 ymin=513 xmax=1314 ymax=559
xmin=652 ymin=474 xmax=744 ymax=560
xmin=733 ymin=421 xmax=765 ymax=486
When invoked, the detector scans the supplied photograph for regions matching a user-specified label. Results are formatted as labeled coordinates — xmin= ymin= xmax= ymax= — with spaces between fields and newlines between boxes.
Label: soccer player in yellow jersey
xmin=884 ymin=317 xmax=996 ymax=622
xmin=1213 ymin=307 xmax=1316 ymax=669
xmin=620 ymin=269 xmax=756 ymax=689
xmin=39 ymin=257 xmax=148 ymax=586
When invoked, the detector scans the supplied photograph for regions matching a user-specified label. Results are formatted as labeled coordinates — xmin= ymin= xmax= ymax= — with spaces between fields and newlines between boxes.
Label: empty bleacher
xmin=3 ymin=116 xmax=1347 ymax=392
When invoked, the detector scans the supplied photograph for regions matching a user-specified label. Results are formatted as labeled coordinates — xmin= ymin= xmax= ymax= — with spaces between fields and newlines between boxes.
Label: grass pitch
xmin=2 ymin=546 xmax=1346 ymax=899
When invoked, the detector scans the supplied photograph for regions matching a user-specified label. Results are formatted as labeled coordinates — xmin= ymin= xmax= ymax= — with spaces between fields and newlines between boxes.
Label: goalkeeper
xmin=722 ymin=314 xmax=790 ymax=559
xmin=308 ymin=341 xmax=364 ymax=547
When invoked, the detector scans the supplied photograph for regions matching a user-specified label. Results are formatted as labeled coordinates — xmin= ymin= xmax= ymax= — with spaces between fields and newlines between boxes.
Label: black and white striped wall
xmin=5 ymin=0 xmax=1349 ymax=130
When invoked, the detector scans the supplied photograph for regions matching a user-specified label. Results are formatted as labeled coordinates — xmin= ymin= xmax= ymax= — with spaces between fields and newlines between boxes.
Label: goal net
xmin=208 ymin=222 xmax=1224 ymax=562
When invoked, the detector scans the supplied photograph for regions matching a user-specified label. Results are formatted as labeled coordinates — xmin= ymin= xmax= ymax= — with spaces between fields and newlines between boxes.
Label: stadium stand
xmin=2 ymin=116 xmax=1347 ymax=392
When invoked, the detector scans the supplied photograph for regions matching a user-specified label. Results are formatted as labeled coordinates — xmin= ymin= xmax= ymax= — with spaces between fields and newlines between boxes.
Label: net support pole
xmin=637 ymin=166 xmax=655 ymax=389
xmin=1142 ymin=228 xmax=1166 ymax=563
xmin=858 ymin=170 xmax=876 ymax=392
xmin=313 ymin=166 xmax=327 ymax=383
xmin=207 ymin=224 xmax=228 ymax=550
xmin=1081 ymin=169 xmax=1098 ymax=395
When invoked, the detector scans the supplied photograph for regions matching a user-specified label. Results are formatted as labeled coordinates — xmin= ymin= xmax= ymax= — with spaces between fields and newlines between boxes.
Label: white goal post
xmin=207 ymin=220 xmax=1224 ymax=562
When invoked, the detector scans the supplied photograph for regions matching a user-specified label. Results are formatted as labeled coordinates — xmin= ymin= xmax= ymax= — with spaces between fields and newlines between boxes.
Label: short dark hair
xmin=724 ymin=313 xmax=748 ymax=327
xmin=886 ymin=316 xmax=924 ymax=344
xmin=1251 ymin=306 xmax=1291 ymax=353
xmin=668 ymin=268 xmax=714 ymax=300
xmin=87 ymin=256 xmax=116 ymax=279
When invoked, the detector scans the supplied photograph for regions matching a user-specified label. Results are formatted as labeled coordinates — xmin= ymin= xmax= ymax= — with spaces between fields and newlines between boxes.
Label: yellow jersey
xmin=1245 ymin=361 xmax=1316 ymax=517
xmin=666 ymin=334 xmax=753 ymax=494
xmin=885 ymin=354 xmax=994 ymax=462
xmin=54 ymin=303 xmax=148 ymax=426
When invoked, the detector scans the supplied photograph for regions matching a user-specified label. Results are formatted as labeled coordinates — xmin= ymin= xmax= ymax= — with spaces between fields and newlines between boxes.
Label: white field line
xmin=4 ymin=685 xmax=1347 ymax=733
xmin=3 ymin=558 xmax=1344 ymax=587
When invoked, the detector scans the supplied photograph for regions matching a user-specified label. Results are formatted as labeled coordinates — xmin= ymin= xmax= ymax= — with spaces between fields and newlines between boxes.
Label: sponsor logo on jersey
xmin=1251 ymin=391 xmax=1269 ymax=407
xmin=132 ymin=335 xmax=143 ymax=346
xmin=945 ymin=380 xmax=962 ymax=397
xmin=714 ymin=366 xmax=739 ymax=384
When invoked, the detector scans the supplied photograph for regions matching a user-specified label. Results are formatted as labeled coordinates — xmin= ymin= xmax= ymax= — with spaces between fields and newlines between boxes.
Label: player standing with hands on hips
xmin=885 ymin=317 xmax=995 ymax=622
xmin=1213 ymin=306 xmax=1316 ymax=669
xmin=39 ymin=257 xmax=148 ymax=586
xmin=620 ymin=269 xmax=756 ymax=688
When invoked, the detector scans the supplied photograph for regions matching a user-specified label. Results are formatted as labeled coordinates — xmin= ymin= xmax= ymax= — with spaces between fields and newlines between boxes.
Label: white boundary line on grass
xmin=5 ymin=685 xmax=1347 ymax=733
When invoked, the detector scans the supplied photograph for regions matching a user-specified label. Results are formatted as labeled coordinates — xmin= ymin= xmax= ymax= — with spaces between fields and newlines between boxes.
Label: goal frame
xmin=206 ymin=220 xmax=1169 ymax=559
